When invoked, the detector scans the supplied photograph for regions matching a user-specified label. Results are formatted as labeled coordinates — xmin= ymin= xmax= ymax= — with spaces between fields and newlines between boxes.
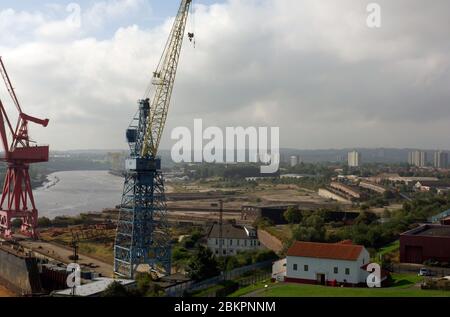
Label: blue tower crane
xmin=114 ymin=0 xmax=193 ymax=279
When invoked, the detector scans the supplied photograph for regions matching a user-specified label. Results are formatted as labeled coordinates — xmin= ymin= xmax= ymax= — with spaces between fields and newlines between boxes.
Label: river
xmin=33 ymin=170 xmax=124 ymax=219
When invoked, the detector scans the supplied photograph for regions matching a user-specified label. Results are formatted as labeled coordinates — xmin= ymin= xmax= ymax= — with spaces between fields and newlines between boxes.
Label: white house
xmin=206 ymin=223 xmax=262 ymax=256
xmin=271 ymin=258 xmax=287 ymax=282
xmin=285 ymin=241 xmax=370 ymax=286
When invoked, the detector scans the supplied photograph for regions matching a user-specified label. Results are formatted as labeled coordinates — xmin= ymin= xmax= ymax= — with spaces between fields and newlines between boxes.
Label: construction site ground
xmin=0 ymin=285 xmax=15 ymax=297
xmin=19 ymin=240 xmax=113 ymax=277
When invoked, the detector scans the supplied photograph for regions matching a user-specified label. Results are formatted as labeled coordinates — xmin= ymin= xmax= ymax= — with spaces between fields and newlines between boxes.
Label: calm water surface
xmin=34 ymin=170 xmax=124 ymax=219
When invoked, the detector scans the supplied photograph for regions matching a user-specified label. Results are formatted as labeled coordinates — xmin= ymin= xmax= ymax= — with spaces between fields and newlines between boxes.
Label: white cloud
xmin=0 ymin=0 xmax=449 ymax=150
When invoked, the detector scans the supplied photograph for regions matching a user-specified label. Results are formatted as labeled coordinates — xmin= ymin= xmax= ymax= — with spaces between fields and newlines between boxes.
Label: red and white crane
xmin=0 ymin=57 xmax=49 ymax=239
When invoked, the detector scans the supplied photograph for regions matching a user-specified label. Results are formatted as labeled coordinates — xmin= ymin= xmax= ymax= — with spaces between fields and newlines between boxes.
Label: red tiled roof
xmin=287 ymin=241 xmax=364 ymax=261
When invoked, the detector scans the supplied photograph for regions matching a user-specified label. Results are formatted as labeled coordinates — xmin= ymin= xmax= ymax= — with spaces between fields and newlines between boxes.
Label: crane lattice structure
xmin=0 ymin=57 xmax=49 ymax=239
xmin=114 ymin=0 xmax=193 ymax=278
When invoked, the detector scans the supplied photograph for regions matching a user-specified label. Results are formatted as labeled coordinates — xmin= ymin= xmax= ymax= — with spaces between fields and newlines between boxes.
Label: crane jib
xmin=141 ymin=0 xmax=192 ymax=157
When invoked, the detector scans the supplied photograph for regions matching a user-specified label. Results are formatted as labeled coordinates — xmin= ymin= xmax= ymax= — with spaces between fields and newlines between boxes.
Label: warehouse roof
xmin=287 ymin=241 xmax=364 ymax=261
xmin=401 ymin=224 xmax=450 ymax=238
xmin=52 ymin=278 xmax=135 ymax=297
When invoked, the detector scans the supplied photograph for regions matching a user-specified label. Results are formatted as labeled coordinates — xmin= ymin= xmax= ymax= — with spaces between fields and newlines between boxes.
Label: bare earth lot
xmin=0 ymin=285 xmax=15 ymax=297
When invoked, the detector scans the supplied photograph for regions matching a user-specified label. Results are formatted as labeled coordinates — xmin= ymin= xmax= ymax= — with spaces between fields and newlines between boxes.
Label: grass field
xmin=229 ymin=274 xmax=450 ymax=297
xmin=378 ymin=240 xmax=400 ymax=256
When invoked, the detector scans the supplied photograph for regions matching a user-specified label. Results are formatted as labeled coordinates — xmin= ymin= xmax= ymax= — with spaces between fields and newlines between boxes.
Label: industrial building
xmin=52 ymin=278 xmax=136 ymax=297
xmin=329 ymin=182 xmax=363 ymax=200
xmin=206 ymin=223 xmax=262 ymax=256
xmin=400 ymin=224 xmax=450 ymax=264
xmin=415 ymin=181 xmax=450 ymax=192
xmin=358 ymin=181 xmax=387 ymax=194
xmin=241 ymin=204 xmax=298 ymax=224
xmin=285 ymin=241 xmax=371 ymax=286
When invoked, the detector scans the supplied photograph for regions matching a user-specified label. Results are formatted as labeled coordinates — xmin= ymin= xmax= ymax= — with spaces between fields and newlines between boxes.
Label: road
xmin=19 ymin=240 xmax=113 ymax=277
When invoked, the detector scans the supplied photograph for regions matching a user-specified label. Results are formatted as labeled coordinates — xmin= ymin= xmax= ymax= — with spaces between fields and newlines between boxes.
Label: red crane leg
xmin=0 ymin=163 xmax=38 ymax=239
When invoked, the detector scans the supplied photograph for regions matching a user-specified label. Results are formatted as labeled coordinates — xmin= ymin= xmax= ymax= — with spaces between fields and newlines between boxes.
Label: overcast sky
xmin=0 ymin=0 xmax=449 ymax=151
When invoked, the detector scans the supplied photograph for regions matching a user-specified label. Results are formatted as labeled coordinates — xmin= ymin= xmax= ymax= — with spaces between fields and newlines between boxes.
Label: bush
xmin=102 ymin=281 xmax=132 ymax=297
xmin=283 ymin=207 xmax=302 ymax=224
xmin=38 ymin=217 xmax=52 ymax=228
xmin=186 ymin=246 xmax=220 ymax=281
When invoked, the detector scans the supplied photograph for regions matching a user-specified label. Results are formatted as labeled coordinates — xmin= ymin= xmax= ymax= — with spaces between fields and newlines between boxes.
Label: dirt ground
xmin=0 ymin=285 xmax=15 ymax=297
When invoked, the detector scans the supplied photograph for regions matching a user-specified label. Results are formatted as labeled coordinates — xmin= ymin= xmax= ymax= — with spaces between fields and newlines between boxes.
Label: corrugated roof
xmin=287 ymin=241 xmax=364 ymax=261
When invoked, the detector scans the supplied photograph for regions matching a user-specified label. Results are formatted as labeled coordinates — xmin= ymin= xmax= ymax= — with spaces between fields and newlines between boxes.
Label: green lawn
xmin=378 ymin=240 xmax=400 ymax=255
xmin=229 ymin=274 xmax=450 ymax=298
xmin=375 ymin=240 xmax=400 ymax=261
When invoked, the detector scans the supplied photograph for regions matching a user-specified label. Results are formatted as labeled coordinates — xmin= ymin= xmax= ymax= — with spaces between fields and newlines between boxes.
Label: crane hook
xmin=188 ymin=32 xmax=195 ymax=48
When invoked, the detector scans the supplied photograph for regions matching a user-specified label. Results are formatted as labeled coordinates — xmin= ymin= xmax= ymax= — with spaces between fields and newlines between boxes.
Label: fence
xmin=237 ymin=271 xmax=272 ymax=288
xmin=391 ymin=264 xmax=450 ymax=277
xmin=165 ymin=260 xmax=273 ymax=297
xmin=196 ymin=272 xmax=272 ymax=298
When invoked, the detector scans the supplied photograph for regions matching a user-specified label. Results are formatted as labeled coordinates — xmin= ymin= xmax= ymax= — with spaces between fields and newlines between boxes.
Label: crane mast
xmin=114 ymin=0 xmax=192 ymax=278
xmin=0 ymin=57 xmax=49 ymax=239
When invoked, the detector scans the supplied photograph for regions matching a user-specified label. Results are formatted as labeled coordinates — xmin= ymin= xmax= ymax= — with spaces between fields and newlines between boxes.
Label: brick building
xmin=400 ymin=224 xmax=450 ymax=264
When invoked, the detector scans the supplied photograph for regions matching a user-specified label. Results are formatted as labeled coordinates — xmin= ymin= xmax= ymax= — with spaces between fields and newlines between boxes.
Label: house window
xmin=215 ymin=250 xmax=218 ymax=255
xmin=345 ymin=268 xmax=350 ymax=275
xmin=223 ymin=250 xmax=226 ymax=255
xmin=230 ymin=239 xmax=233 ymax=246
xmin=215 ymin=239 xmax=218 ymax=245
xmin=304 ymin=265 xmax=309 ymax=272
xmin=334 ymin=267 xmax=338 ymax=274
xmin=293 ymin=264 xmax=298 ymax=271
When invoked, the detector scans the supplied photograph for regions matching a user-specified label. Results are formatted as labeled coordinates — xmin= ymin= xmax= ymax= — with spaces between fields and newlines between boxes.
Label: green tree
xmin=354 ymin=211 xmax=378 ymax=225
xmin=38 ymin=217 xmax=52 ymax=227
xmin=102 ymin=281 xmax=131 ymax=297
xmin=292 ymin=226 xmax=325 ymax=242
xmin=135 ymin=273 xmax=165 ymax=297
xmin=283 ymin=207 xmax=302 ymax=224
xmin=186 ymin=246 xmax=220 ymax=281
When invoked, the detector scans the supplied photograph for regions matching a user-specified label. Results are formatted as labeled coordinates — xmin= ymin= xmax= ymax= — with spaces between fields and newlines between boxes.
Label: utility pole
xmin=211 ymin=200 xmax=224 ymax=257
xmin=219 ymin=199 xmax=223 ymax=257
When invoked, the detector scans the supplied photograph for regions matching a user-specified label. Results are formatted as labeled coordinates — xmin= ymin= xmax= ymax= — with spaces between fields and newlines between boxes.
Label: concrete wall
xmin=0 ymin=247 xmax=41 ymax=295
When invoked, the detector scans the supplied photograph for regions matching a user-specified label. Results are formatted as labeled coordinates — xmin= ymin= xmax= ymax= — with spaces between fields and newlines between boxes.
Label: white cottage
xmin=285 ymin=241 xmax=370 ymax=286
xmin=207 ymin=223 xmax=262 ymax=256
